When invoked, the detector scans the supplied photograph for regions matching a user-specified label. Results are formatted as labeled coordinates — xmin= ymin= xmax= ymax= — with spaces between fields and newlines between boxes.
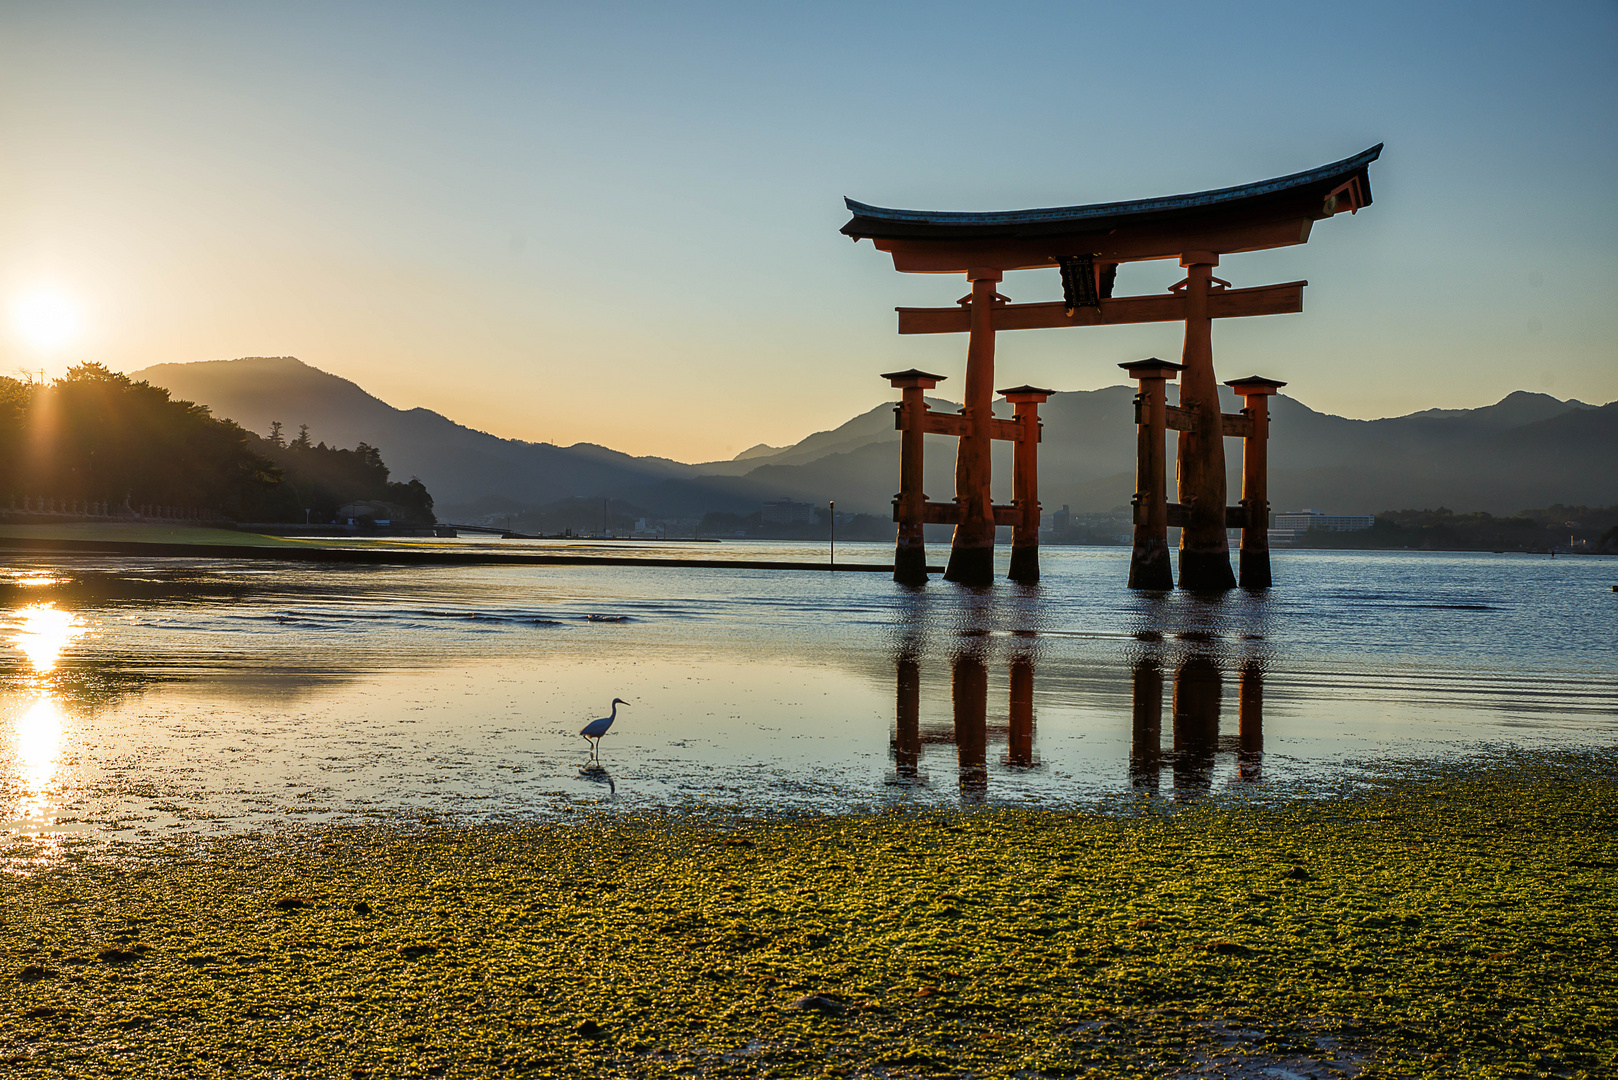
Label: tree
xmin=0 ymin=363 xmax=281 ymax=517
xmin=246 ymin=430 xmax=435 ymax=523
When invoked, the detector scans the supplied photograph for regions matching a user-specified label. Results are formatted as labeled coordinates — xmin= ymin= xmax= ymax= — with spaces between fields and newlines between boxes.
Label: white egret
xmin=580 ymin=698 xmax=628 ymax=762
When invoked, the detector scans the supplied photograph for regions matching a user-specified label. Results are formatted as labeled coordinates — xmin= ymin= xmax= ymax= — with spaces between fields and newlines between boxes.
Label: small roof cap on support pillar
xmin=881 ymin=368 xmax=947 ymax=389
xmin=1224 ymin=375 xmax=1287 ymax=396
xmin=997 ymin=384 xmax=1056 ymax=403
xmin=1119 ymin=357 xmax=1185 ymax=380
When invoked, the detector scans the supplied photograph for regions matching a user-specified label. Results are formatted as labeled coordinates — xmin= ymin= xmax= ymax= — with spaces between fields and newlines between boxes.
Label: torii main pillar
xmin=945 ymin=270 xmax=1004 ymax=584
xmin=1174 ymin=253 xmax=1236 ymax=590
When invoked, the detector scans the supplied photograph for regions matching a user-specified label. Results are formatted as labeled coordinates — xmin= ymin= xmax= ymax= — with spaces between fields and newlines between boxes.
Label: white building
xmin=1270 ymin=509 xmax=1375 ymax=546
xmin=761 ymin=499 xmax=817 ymax=524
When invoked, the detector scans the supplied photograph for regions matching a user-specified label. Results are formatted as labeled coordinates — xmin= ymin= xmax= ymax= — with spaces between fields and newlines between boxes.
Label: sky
xmin=1 ymin=1 xmax=1614 ymax=462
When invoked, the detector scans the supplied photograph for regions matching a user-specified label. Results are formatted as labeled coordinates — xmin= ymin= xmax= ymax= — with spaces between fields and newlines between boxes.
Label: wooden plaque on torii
xmin=843 ymin=144 xmax=1381 ymax=589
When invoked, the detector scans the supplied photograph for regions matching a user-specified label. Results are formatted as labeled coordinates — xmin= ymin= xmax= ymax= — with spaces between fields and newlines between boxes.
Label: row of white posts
xmin=5 ymin=496 xmax=214 ymax=521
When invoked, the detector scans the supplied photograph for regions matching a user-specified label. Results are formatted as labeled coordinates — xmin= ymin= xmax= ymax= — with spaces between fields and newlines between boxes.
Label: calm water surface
xmin=1 ymin=543 xmax=1614 ymax=848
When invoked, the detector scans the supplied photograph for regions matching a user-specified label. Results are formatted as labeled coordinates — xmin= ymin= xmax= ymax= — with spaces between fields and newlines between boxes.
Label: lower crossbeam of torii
xmin=841 ymin=144 xmax=1382 ymax=590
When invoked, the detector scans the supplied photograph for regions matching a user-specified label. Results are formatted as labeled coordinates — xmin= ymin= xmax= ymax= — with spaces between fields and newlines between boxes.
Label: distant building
xmin=761 ymin=499 xmax=816 ymax=524
xmin=338 ymin=501 xmax=397 ymax=526
xmin=1270 ymin=509 xmax=1375 ymax=546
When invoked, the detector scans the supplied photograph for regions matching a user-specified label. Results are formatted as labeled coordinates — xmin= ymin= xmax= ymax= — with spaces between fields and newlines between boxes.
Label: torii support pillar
xmin=945 ymin=270 xmax=1004 ymax=586
xmin=882 ymin=368 xmax=947 ymax=585
xmin=1121 ymin=358 xmax=1184 ymax=590
xmin=1176 ymin=253 xmax=1237 ymax=591
xmin=999 ymin=384 xmax=1054 ymax=583
xmin=1225 ymin=375 xmax=1285 ymax=589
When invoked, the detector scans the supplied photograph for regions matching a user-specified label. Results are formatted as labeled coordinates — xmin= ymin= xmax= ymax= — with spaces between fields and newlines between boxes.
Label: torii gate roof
xmin=842 ymin=144 xmax=1382 ymax=273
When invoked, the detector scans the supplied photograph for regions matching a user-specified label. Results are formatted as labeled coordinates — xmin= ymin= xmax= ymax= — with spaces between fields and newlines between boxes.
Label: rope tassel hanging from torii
xmin=1056 ymin=255 xmax=1118 ymax=315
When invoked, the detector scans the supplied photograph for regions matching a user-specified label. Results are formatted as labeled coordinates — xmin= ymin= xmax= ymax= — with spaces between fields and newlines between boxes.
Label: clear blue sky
xmin=2 ymin=1 xmax=1613 ymax=459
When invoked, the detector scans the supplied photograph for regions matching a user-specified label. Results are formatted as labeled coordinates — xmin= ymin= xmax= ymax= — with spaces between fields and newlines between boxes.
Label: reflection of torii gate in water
xmin=844 ymin=145 xmax=1382 ymax=589
xmin=890 ymin=651 xmax=1266 ymax=802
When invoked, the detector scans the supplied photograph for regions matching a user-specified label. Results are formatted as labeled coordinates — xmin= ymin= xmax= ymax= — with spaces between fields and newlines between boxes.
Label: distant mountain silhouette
xmin=665 ymin=386 xmax=1613 ymax=517
xmin=134 ymin=356 xmax=1615 ymax=520
xmin=132 ymin=357 xmax=698 ymax=508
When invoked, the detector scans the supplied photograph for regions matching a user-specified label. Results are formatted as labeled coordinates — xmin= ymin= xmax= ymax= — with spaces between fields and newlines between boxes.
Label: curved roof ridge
xmin=843 ymin=144 xmax=1382 ymax=229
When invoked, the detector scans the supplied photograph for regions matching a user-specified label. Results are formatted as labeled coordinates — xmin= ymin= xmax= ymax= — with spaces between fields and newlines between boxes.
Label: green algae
xmin=3 ymin=751 xmax=1616 ymax=1078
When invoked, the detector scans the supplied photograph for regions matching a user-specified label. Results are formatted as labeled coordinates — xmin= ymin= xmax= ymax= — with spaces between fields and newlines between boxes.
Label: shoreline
xmin=0 ymin=534 xmax=936 ymax=573
xmin=5 ymin=749 xmax=1614 ymax=1078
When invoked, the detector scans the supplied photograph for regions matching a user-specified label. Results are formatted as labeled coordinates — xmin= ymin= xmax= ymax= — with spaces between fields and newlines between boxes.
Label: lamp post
xmin=829 ymin=500 xmax=835 ymax=566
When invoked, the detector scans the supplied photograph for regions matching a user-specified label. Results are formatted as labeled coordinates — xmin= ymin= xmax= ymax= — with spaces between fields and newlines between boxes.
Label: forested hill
xmin=133 ymin=355 xmax=694 ymax=509
xmin=0 ymin=364 xmax=433 ymax=523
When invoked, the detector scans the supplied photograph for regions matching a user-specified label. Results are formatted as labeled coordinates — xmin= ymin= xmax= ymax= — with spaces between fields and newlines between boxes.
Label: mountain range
xmin=132 ymin=356 xmax=1616 ymax=521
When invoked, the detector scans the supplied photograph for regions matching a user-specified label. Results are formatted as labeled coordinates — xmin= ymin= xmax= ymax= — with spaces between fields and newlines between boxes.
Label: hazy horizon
xmin=4 ymin=2 xmax=1615 ymax=460
xmin=131 ymin=353 xmax=1605 ymax=471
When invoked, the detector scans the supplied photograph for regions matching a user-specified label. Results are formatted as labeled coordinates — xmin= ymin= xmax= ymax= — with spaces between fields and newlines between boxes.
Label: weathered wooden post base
xmin=893 ymin=543 xmax=930 ymax=586
xmin=1130 ymin=541 xmax=1176 ymax=591
xmin=944 ymin=546 xmax=995 ymax=587
xmin=1238 ymin=549 xmax=1272 ymax=590
xmin=1177 ymin=551 xmax=1236 ymax=592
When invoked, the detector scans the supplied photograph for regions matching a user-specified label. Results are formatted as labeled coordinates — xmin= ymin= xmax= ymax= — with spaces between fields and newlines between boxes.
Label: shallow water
xmin=1 ymin=543 xmax=1614 ymax=844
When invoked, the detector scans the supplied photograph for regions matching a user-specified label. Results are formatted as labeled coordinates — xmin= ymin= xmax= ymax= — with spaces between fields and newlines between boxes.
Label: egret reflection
xmin=10 ymin=603 xmax=85 ymax=673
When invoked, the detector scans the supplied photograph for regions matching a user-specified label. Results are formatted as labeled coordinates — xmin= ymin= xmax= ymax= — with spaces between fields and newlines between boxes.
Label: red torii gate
xmin=842 ymin=145 xmax=1381 ymax=589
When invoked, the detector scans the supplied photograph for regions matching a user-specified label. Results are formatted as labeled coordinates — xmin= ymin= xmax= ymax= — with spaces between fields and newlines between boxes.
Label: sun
xmin=9 ymin=290 xmax=84 ymax=351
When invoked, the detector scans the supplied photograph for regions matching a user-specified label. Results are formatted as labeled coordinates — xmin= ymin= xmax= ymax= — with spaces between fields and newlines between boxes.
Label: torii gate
xmin=842 ymin=145 xmax=1381 ymax=589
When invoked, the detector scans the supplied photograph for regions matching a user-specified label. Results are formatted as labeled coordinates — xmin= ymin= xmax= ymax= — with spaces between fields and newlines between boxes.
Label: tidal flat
xmin=3 ymin=750 xmax=1615 ymax=1079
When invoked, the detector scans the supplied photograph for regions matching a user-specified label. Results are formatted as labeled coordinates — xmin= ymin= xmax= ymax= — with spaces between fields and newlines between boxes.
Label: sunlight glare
xmin=9 ymin=290 xmax=83 ymax=351
xmin=14 ymin=695 xmax=65 ymax=822
xmin=9 ymin=604 xmax=85 ymax=673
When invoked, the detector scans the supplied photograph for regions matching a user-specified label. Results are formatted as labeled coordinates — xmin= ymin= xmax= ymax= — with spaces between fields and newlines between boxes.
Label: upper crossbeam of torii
xmin=842 ymin=145 xmax=1382 ymax=590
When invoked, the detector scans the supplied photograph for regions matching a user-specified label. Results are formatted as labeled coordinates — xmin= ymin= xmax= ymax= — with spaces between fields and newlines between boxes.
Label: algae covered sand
xmin=3 ymin=752 xmax=1615 ymax=1079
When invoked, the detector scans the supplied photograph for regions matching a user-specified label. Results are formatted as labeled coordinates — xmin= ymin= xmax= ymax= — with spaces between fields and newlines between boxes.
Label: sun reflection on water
xmin=5 ymin=604 xmax=85 ymax=832
xmin=10 ymin=602 xmax=85 ymax=673
xmin=14 ymin=695 xmax=64 ymax=824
